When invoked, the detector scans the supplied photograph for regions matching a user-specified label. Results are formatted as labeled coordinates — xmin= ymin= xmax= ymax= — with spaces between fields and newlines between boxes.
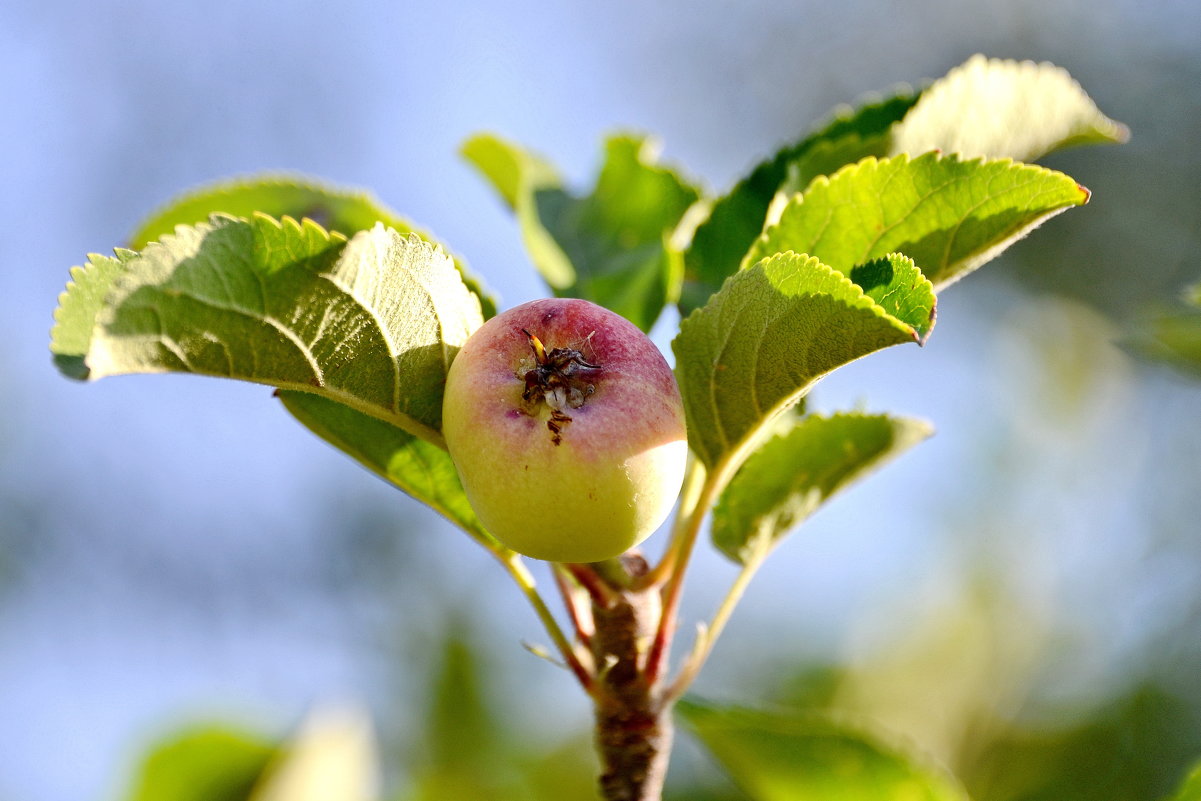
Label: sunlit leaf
xmin=712 ymin=412 xmax=933 ymax=563
xmin=680 ymin=91 xmax=919 ymax=315
xmin=278 ymin=391 xmax=496 ymax=547
xmin=129 ymin=173 xmax=497 ymax=319
xmin=678 ymin=699 xmax=970 ymax=801
xmin=51 ymin=215 xmax=483 ymax=446
xmin=673 ymin=251 xmax=933 ymax=472
xmin=891 ymin=54 xmax=1129 ymax=162
xmin=124 ymin=726 xmax=278 ymax=801
xmin=465 ymin=132 xmax=700 ymax=332
xmin=50 ymin=249 xmax=138 ymax=379
xmin=746 ymin=153 xmax=1090 ymax=288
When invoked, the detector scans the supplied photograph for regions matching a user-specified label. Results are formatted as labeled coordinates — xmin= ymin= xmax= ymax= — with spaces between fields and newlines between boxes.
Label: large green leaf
xmin=712 ymin=412 xmax=933 ymax=564
xmin=51 ymin=214 xmax=483 ymax=445
xmin=129 ymin=173 xmax=497 ymax=319
xmin=278 ymin=391 xmax=495 ymax=546
xmin=890 ymin=55 xmax=1129 ymax=162
xmin=678 ymin=699 xmax=970 ymax=801
xmin=464 ymin=132 xmax=700 ymax=332
xmin=680 ymin=92 xmax=920 ymax=315
xmin=746 ymin=153 xmax=1090 ymax=288
xmin=672 ymin=251 xmax=934 ymax=472
xmin=124 ymin=726 xmax=279 ymax=801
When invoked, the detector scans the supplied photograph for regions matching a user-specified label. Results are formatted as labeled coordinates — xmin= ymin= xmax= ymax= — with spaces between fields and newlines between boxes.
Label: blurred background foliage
xmin=2 ymin=0 xmax=1200 ymax=799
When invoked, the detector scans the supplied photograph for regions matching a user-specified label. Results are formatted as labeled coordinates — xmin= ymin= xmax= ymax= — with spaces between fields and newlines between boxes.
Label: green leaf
xmin=678 ymin=699 xmax=970 ymax=801
xmin=712 ymin=412 xmax=933 ymax=564
xmin=278 ymin=391 xmax=496 ymax=547
xmin=1168 ymin=763 xmax=1201 ymax=801
xmin=891 ymin=54 xmax=1129 ymax=162
xmin=52 ymin=214 xmax=483 ymax=445
xmin=681 ymin=91 xmax=920 ymax=315
xmin=464 ymin=132 xmax=700 ymax=332
xmin=50 ymin=249 xmax=138 ymax=379
xmin=460 ymin=134 xmax=561 ymax=213
xmin=746 ymin=153 xmax=1090 ymax=288
xmin=124 ymin=725 xmax=279 ymax=801
xmin=129 ymin=173 xmax=497 ymax=319
xmin=672 ymin=251 xmax=933 ymax=472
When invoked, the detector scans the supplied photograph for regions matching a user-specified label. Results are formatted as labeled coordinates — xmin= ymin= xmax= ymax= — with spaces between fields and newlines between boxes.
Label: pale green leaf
xmin=50 ymin=249 xmax=137 ymax=379
xmin=465 ymin=132 xmax=700 ymax=332
xmin=891 ymin=54 xmax=1129 ymax=162
xmin=746 ymin=153 xmax=1090 ymax=288
xmin=673 ymin=251 xmax=933 ymax=471
xmin=462 ymin=133 xmax=574 ymax=290
xmin=129 ymin=173 xmax=497 ymax=319
xmin=1168 ymin=763 xmax=1201 ymax=801
xmin=53 ymin=214 xmax=483 ymax=445
xmin=678 ymin=699 xmax=970 ymax=801
xmin=124 ymin=726 xmax=278 ymax=801
xmin=460 ymin=134 xmax=561 ymax=212
xmin=278 ymin=391 xmax=496 ymax=547
xmin=681 ymin=91 xmax=920 ymax=314
xmin=713 ymin=412 xmax=933 ymax=564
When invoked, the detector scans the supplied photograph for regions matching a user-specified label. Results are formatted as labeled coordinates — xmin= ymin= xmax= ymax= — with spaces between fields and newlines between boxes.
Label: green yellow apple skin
xmin=442 ymin=298 xmax=688 ymax=562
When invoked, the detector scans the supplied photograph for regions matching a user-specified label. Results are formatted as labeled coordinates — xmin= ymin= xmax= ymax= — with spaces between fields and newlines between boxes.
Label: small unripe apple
xmin=442 ymin=298 xmax=688 ymax=562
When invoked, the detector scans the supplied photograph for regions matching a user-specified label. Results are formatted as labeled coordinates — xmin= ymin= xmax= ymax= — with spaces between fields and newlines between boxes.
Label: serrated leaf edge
xmin=746 ymin=151 xmax=1090 ymax=287
xmin=676 ymin=252 xmax=932 ymax=471
xmin=82 ymin=213 xmax=476 ymax=447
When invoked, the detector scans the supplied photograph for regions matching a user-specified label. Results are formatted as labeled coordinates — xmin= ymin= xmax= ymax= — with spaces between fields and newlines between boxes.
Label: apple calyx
xmin=520 ymin=329 xmax=601 ymax=445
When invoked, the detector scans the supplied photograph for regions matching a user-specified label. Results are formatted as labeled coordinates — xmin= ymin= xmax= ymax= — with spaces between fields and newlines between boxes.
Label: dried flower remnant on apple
xmin=442 ymin=298 xmax=688 ymax=563
xmin=519 ymin=329 xmax=601 ymax=445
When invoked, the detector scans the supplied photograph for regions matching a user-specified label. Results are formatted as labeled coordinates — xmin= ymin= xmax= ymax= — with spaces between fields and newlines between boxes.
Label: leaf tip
xmin=1077 ymin=183 xmax=1092 ymax=204
xmin=915 ymin=301 xmax=937 ymax=346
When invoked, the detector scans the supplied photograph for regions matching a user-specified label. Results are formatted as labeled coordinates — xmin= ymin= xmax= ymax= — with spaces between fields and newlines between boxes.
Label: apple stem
xmin=644 ymin=465 xmax=725 ymax=686
xmin=664 ymin=542 xmax=771 ymax=702
xmin=565 ymin=562 xmax=622 ymax=607
xmin=553 ymin=564 xmax=595 ymax=643
xmin=638 ymin=456 xmax=708 ymax=589
xmin=497 ymin=552 xmax=596 ymax=691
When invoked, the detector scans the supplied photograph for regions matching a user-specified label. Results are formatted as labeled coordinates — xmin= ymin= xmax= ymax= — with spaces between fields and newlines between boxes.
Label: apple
xmin=442 ymin=298 xmax=688 ymax=563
